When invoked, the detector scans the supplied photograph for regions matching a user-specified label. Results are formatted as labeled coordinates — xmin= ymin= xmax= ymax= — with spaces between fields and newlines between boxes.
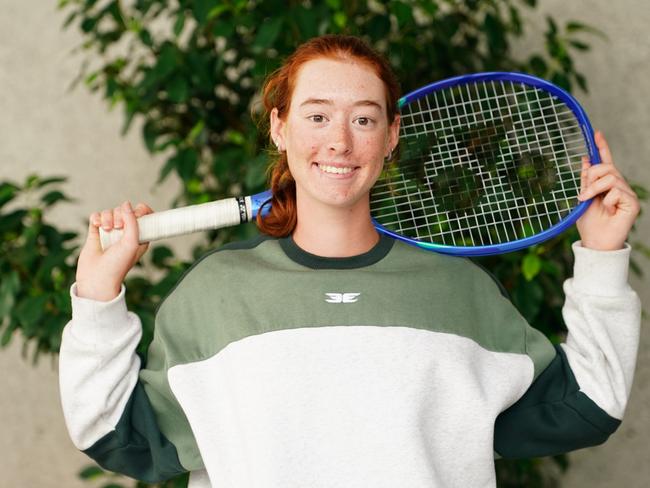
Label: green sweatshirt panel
xmin=139 ymin=360 xmax=203 ymax=471
xmin=83 ymin=382 xmax=187 ymax=482
xmin=494 ymin=345 xmax=621 ymax=458
xmin=153 ymin=237 xmax=554 ymax=376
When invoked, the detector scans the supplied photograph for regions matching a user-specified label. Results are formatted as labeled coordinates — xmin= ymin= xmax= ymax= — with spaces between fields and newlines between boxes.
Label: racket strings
xmin=371 ymin=79 xmax=587 ymax=247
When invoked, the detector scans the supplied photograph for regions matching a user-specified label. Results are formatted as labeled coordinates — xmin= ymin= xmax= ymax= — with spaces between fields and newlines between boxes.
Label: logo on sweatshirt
xmin=325 ymin=293 xmax=361 ymax=303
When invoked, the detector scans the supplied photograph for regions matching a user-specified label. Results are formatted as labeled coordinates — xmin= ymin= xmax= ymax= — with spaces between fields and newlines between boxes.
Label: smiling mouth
xmin=314 ymin=163 xmax=359 ymax=175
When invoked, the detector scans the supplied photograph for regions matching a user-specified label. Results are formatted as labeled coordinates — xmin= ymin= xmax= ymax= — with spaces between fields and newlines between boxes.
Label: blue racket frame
xmin=372 ymin=71 xmax=600 ymax=256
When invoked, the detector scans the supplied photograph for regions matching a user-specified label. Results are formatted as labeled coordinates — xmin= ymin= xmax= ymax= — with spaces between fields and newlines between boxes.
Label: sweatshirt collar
xmin=279 ymin=232 xmax=394 ymax=269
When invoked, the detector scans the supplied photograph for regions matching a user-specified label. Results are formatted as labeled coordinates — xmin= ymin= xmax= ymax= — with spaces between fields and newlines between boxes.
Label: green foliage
xmin=58 ymin=0 xmax=596 ymax=247
xmin=79 ymin=464 xmax=189 ymax=487
xmin=0 ymin=0 xmax=643 ymax=487
xmin=0 ymin=175 xmax=78 ymax=361
xmin=0 ymin=175 xmax=193 ymax=362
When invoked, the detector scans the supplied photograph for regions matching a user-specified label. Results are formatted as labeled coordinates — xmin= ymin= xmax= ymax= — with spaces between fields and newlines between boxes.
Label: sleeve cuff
xmin=69 ymin=282 xmax=136 ymax=341
xmin=571 ymin=241 xmax=632 ymax=296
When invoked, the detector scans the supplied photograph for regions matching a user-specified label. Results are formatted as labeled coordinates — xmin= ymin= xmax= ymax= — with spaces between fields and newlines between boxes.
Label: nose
xmin=327 ymin=120 xmax=352 ymax=155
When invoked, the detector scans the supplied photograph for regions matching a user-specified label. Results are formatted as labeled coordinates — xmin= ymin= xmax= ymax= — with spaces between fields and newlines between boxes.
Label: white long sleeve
xmin=560 ymin=240 xmax=642 ymax=419
xmin=59 ymin=283 xmax=142 ymax=450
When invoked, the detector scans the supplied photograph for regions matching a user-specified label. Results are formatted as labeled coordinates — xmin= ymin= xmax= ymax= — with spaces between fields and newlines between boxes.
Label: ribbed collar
xmin=279 ymin=232 xmax=394 ymax=269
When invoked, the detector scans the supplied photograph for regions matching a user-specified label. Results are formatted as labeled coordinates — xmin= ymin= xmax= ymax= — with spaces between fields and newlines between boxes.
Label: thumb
xmin=84 ymin=213 xmax=103 ymax=253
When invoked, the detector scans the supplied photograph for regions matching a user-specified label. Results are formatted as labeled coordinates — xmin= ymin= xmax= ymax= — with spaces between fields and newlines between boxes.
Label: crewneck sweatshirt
xmin=59 ymin=236 xmax=641 ymax=488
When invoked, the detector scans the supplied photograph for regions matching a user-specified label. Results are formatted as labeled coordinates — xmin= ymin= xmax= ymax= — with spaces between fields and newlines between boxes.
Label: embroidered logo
xmin=325 ymin=292 xmax=361 ymax=303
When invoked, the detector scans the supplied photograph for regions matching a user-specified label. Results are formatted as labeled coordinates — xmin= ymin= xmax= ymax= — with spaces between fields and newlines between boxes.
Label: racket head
xmin=371 ymin=71 xmax=600 ymax=256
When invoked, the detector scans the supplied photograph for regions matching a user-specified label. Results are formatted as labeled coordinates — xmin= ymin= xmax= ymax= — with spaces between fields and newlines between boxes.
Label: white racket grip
xmin=99 ymin=197 xmax=252 ymax=250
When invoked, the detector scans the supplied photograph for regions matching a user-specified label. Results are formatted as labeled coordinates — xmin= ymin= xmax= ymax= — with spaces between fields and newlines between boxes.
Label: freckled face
xmin=271 ymin=58 xmax=399 ymax=211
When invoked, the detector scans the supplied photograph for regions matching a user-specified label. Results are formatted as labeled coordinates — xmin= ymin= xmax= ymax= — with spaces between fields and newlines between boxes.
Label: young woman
xmin=60 ymin=35 xmax=641 ymax=488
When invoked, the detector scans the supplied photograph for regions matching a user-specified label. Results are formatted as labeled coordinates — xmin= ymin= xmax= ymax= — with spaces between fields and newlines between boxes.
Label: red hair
xmin=255 ymin=35 xmax=400 ymax=237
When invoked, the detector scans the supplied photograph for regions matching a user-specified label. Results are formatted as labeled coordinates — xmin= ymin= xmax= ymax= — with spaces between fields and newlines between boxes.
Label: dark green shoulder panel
xmin=83 ymin=382 xmax=187 ymax=482
xmin=494 ymin=345 xmax=621 ymax=458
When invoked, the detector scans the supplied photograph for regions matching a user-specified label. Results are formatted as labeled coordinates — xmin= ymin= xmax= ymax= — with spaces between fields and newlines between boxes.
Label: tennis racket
xmin=100 ymin=71 xmax=599 ymax=256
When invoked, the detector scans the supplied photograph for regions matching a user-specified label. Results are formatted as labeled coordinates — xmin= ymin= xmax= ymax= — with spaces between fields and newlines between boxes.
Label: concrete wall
xmin=0 ymin=1 xmax=648 ymax=486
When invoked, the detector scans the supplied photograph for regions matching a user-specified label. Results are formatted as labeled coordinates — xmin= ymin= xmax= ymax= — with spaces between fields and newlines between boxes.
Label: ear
xmin=270 ymin=107 xmax=286 ymax=151
xmin=387 ymin=114 xmax=400 ymax=156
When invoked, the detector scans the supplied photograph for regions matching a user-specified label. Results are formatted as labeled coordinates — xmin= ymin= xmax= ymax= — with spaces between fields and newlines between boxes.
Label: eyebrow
xmin=299 ymin=98 xmax=383 ymax=110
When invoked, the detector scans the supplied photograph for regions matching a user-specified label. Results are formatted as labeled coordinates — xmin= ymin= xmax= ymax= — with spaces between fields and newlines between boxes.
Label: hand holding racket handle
xmin=98 ymin=191 xmax=272 ymax=250
xmin=76 ymin=201 xmax=154 ymax=301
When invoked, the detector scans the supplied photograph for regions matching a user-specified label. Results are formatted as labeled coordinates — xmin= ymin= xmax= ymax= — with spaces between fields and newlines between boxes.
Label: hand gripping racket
xmin=100 ymin=72 xmax=599 ymax=256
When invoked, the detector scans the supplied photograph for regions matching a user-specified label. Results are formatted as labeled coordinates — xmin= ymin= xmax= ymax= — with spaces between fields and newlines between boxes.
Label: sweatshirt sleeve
xmin=58 ymin=284 xmax=191 ymax=482
xmin=494 ymin=241 xmax=642 ymax=459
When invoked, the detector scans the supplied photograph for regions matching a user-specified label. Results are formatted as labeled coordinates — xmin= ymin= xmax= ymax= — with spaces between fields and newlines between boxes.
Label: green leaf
xmin=574 ymin=72 xmax=588 ymax=93
xmin=367 ymin=14 xmax=391 ymax=40
xmin=551 ymin=71 xmax=572 ymax=92
xmin=513 ymin=279 xmax=544 ymax=322
xmin=158 ymin=156 xmax=177 ymax=184
xmin=78 ymin=465 xmax=105 ymax=480
xmin=244 ymin=154 xmax=269 ymax=190
xmin=212 ymin=19 xmax=235 ymax=38
xmin=15 ymin=294 xmax=50 ymax=334
xmin=293 ymin=5 xmax=319 ymax=38
xmin=333 ymin=11 xmax=347 ymax=29
xmin=391 ymin=1 xmax=414 ymax=27
xmin=566 ymin=21 xmax=607 ymax=39
xmin=41 ymin=190 xmax=71 ymax=206
xmin=207 ymin=5 xmax=229 ymax=21
xmin=167 ymin=75 xmax=189 ymax=103
xmin=173 ymin=10 xmax=186 ymax=37
xmin=225 ymin=130 xmax=245 ymax=146
xmin=254 ymin=17 xmax=283 ymax=50
xmin=155 ymin=43 xmax=178 ymax=79
xmin=37 ymin=176 xmax=68 ymax=187
xmin=0 ymin=271 xmax=20 ymax=318
xmin=175 ymin=148 xmax=199 ymax=182
xmin=522 ymin=253 xmax=542 ymax=281
xmin=151 ymin=245 xmax=175 ymax=269
xmin=569 ymin=40 xmax=590 ymax=51
xmin=187 ymin=120 xmax=206 ymax=145
xmin=0 ymin=209 xmax=28 ymax=233
xmin=138 ymin=28 xmax=153 ymax=47
xmin=1 ymin=319 xmax=16 ymax=347
xmin=142 ymin=119 xmax=159 ymax=153
xmin=192 ymin=0 xmax=213 ymax=25
xmin=528 ymin=55 xmax=547 ymax=76
xmin=0 ymin=182 xmax=19 ymax=208
xmin=25 ymin=174 xmax=40 ymax=189
xmin=546 ymin=16 xmax=558 ymax=36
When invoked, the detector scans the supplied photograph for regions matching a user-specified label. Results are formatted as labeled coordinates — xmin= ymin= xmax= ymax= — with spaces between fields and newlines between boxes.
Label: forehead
xmin=291 ymin=58 xmax=386 ymax=109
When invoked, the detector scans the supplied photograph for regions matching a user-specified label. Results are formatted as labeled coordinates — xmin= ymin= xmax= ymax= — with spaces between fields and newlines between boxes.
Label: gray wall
xmin=1 ymin=1 xmax=648 ymax=486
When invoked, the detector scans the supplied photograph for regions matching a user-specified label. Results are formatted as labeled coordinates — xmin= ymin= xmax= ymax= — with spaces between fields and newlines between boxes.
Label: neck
xmin=292 ymin=197 xmax=379 ymax=258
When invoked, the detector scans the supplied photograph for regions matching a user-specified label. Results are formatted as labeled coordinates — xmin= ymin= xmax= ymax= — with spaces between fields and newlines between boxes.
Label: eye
xmin=355 ymin=117 xmax=374 ymax=127
xmin=308 ymin=114 xmax=326 ymax=123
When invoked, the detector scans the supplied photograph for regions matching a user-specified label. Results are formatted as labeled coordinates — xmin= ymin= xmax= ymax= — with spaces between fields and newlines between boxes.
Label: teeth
xmin=319 ymin=164 xmax=353 ymax=175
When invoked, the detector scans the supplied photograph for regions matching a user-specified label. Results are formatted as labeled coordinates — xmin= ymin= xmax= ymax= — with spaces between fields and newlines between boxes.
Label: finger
xmin=601 ymin=187 xmax=640 ymax=217
xmin=595 ymin=130 xmax=614 ymax=165
xmin=584 ymin=163 xmax=623 ymax=187
xmin=113 ymin=206 xmax=124 ymax=229
xmin=133 ymin=202 xmax=154 ymax=218
xmin=580 ymin=156 xmax=589 ymax=193
xmin=120 ymin=201 xmax=141 ymax=245
xmin=601 ymin=187 xmax=622 ymax=216
xmin=100 ymin=209 xmax=114 ymax=230
xmin=578 ymin=173 xmax=619 ymax=201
